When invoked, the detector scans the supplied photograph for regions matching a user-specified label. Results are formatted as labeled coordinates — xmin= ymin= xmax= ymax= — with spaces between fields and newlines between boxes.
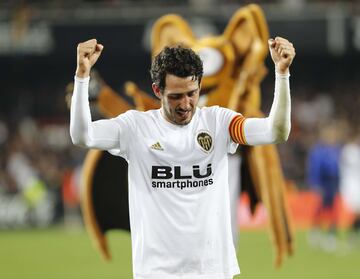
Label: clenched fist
xmin=268 ymin=37 xmax=295 ymax=74
xmin=76 ymin=39 xmax=104 ymax=78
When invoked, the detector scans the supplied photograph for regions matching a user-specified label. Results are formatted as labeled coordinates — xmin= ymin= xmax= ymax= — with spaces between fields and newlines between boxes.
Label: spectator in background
xmin=0 ymin=117 xmax=72 ymax=228
xmin=340 ymin=129 xmax=360 ymax=246
xmin=307 ymin=120 xmax=342 ymax=251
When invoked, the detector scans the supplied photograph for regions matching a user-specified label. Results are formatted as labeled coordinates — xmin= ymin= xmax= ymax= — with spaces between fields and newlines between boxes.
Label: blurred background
xmin=1 ymin=0 xmax=360 ymax=278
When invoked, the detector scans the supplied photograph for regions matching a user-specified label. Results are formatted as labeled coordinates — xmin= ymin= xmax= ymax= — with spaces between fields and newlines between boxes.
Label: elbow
xmin=70 ymin=132 xmax=84 ymax=147
xmin=71 ymin=136 xmax=90 ymax=148
xmin=274 ymin=130 xmax=290 ymax=143
xmin=70 ymin=127 xmax=88 ymax=147
xmin=271 ymin=123 xmax=291 ymax=144
xmin=71 ymin=138 xmax=84 ymax=147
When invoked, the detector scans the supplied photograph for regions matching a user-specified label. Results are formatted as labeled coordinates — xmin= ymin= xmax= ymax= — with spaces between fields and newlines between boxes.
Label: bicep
xmin=228 ymin=115 xmax=276 ymax=146
xmin=243 ymin=117 xmax=276 ymax=146
xmin=86 ymin=119 xmax=121 ymax=150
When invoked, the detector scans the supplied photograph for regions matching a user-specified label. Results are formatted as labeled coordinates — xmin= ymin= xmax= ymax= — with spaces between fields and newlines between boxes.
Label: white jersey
xmin=340 ymin=143 xmax=360 ymax=213
xmin=109 ymin=107 xmax=240 ymax=279
xmin=70 ymin=74 xmax=291 ymax=279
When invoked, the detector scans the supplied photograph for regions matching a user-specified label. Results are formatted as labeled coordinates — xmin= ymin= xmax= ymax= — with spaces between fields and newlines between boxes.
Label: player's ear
xmin=151 ymin=14 xmax=196 ymax=58
xmin=152 ymin=83 xmax=162 ymax=99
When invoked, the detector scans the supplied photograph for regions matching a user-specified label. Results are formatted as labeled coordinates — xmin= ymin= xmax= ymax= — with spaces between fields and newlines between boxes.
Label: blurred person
xmin=62 ymin=164 xmax=83 ymax=229
xmin=6 ymin=133 xmax=46 ymax=207
xmin=11 ymin=2 xmax=31 ymax=44
xmin=307 ymin=121 xmax=342 ymax=251
xmin=70 ymin=37 xmax=295 ymax=278
xmin=340 ymin=129 xmax=360 ymax=245
xmin=6 ymin=131 xmax=54 ymax=227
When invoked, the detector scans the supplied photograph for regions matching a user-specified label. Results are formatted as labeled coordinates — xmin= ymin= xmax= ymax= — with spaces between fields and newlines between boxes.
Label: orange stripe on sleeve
xmin=234 ymin=119 xmax=242 ymax=143
xmin=229 ymin=115 xmax=247 ymax=145
xmin=238 ymin=116 xmax=246 ymax=144
xmin=229 ymin=116 xmax=239 ymax=142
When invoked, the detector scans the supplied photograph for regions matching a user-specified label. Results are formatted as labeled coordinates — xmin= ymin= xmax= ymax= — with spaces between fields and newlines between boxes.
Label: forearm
xmin=268 ymin=71 xmax=291 ymax=141
xmin=70 ymin=76 xmax=92 ymax=146
xmin=243 ymin=72 xmax=291 ymax=145
xmin=70 ymin=76 xmax=120 ymax=149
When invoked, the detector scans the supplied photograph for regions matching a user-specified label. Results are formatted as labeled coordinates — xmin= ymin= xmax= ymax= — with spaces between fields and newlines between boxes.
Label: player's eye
xmin=168 ymin=94 xmax=182 ymax=100
xmin=187 ymin=90 xmax=197 ymax=97
xmin=198 ymin=47 xmax=224 ymax=77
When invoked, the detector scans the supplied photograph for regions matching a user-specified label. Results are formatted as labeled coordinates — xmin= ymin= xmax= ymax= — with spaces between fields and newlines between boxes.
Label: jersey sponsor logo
xmin=151 ymin=164 xmax=213 ymax=189
xmin=152 ymin=179 xmax=213 ymax=189
xmin=152 ymin=164 xmax=212 ymax=179
xmin=150 ymin=142 xmax=164 ymax=150
xmin=196 ymin=130 xmax=213 ymax=153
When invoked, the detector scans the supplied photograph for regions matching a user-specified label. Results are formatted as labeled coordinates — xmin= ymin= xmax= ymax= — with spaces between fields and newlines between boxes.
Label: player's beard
xmin=163 ymin=105 xmax=195 ymax=126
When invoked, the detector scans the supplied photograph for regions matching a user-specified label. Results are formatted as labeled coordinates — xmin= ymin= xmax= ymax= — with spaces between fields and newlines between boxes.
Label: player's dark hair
xmin=150 ymin=45 xmax=203 ymax=92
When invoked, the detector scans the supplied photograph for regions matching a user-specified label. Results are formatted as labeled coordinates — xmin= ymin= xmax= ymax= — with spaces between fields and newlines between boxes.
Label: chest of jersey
xmin=131 ymin=117 xmax=220 ymax=166
xmin=127 ymin=113 xmax=228 ymax=192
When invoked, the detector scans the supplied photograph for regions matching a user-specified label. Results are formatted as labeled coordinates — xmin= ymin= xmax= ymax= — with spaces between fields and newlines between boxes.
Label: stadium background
xmin=0 ymin=0 xmax=360 ymax=278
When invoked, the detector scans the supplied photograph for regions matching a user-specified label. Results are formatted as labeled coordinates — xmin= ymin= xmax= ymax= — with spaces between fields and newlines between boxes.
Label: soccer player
xmin=307 ymin=121 xmax=341 ymax=251
xmin=340 ymin=130 xmax=360 ymax=245
xmin=70 ymin=37 xmax=295 ymax=279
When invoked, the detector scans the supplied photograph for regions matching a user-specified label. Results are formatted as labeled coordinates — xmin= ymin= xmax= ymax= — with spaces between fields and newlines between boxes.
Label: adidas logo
xmin=150 ymin=142 xmax=164 ymax=151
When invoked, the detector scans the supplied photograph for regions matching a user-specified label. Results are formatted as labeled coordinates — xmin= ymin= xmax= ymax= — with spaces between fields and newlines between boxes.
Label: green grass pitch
xmin=1 ymin=228 xmax=359 ymax=279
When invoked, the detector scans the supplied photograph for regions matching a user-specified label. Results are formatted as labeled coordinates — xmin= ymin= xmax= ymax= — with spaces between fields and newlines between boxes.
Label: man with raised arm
xmin=70 ymin=37 xmax=295 ymax=279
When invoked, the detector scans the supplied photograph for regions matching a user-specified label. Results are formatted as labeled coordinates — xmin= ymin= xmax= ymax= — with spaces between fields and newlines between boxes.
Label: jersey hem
xmin=134 ymin=267 xmax=240 ymax=279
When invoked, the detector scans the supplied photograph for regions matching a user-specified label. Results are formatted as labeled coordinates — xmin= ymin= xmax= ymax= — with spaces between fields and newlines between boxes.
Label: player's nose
xmin=180 ymin=95 xmax=192 ymax=109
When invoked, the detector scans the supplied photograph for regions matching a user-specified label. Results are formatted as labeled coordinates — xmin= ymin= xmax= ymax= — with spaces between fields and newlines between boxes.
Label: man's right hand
xmin=76 ymin=39 xmax=104 ymax=78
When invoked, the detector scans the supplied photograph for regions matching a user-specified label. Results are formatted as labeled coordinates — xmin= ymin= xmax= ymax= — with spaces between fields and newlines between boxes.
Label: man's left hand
xmin=268 ymin=37 xmax=296 ymax=74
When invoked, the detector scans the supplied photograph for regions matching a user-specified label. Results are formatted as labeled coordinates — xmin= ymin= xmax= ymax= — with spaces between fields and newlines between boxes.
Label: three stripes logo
xmin=150 ymin=142 xmax=164 ymax=151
